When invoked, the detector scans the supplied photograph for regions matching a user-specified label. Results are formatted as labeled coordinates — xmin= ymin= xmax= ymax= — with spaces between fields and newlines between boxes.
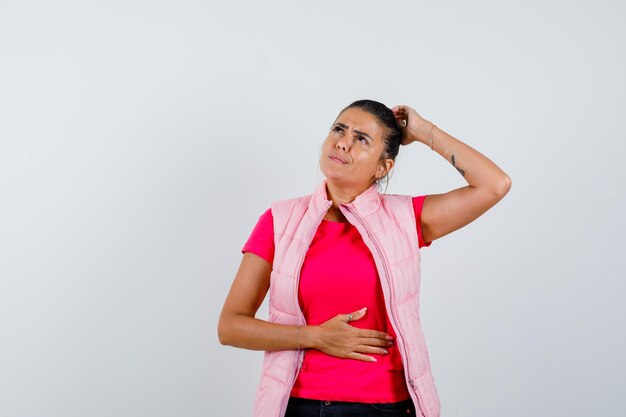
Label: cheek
xmin=357 ymin=147 xmax=378 ymax=160
xmin=322 ymin=137 xmax=333 ymax=148
xmin=322 ymin=144 xmax=333 ymax=156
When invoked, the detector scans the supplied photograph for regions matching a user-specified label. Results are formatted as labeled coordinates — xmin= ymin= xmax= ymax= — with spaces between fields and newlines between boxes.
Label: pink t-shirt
xmin=241 ymin=195 xmax=431 ymax=403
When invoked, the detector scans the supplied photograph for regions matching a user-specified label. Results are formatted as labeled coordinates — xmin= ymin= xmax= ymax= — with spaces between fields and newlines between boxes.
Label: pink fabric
xmin=242 ymin=196 xmax=431 ymax=266
xmin=242 ymin=195 xmax=431 ymax=403
xmin=290 ymin=217 xmax=410 ymax=403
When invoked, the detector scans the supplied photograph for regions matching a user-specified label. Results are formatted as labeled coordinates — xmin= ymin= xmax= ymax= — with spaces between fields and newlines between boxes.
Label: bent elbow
xmin=496 ymin=174 xmax=512 ymax=198
xmin=217 ymin=330 xmax=228 ymax=346
xmin=217 ymin=318 xmax=232 ymax=346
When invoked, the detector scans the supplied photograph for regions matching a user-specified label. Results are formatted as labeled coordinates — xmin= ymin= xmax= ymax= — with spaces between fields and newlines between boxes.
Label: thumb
xmin=346 ymin=307 xmax=367 ymax=322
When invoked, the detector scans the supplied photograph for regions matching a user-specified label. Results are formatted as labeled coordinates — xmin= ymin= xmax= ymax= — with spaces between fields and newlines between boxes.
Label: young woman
xmin=218 ymin=99 xmax=511 ymax=417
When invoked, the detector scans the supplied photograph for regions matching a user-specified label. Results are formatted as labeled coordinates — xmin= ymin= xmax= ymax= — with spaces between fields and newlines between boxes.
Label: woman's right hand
xmin=313 ymin=307 xmax=394 ymax=362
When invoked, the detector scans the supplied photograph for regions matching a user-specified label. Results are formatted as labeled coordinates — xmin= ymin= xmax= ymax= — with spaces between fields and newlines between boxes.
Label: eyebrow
xmin=334 ymin=122 xmax=374 ymax=142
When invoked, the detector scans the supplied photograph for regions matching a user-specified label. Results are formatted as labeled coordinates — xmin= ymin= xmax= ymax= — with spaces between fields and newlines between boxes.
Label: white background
xmin=1 ymin=1 xmax=624 ymax=416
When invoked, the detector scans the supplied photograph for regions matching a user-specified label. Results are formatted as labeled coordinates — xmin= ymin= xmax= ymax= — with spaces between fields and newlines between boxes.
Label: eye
xmin=332 ymin=126 xmax=343 ymax=133
xmin=356 ymin=135 xmax=368 ymax=144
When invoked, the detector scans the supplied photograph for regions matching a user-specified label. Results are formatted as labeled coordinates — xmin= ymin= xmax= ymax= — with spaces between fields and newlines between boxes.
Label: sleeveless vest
xmin=253 ymin=178 xmax=441 ymax=417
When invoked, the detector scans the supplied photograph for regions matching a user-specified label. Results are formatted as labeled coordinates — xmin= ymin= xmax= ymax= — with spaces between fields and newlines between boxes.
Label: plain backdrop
xmin=1 ymin=1 xmax=624 ymax=416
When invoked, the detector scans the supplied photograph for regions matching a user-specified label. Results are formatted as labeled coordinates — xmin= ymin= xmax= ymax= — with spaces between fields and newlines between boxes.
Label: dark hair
xmin=336 ymin=99 xmax=402 ymax=190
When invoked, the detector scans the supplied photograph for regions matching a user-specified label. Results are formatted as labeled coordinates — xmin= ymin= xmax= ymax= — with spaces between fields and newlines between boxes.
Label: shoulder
xmin=378 ymin=193 xmax=427 ymax=209
xmin=241 ymin=207 xmax=275 ymax=264
xmin=380 ymin=193 xmax=413 ymax=203
xmin=379 ymin=193 xmax=415 ymax=214
xmin=259 ymin=207 xmax=273 ymax=222
xmin=412 ymin=195 xmax=428 ymax=207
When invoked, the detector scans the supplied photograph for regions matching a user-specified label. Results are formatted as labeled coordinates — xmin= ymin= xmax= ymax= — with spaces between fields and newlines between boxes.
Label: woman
xmin=218 ymin=99 xmax=511 ymax=417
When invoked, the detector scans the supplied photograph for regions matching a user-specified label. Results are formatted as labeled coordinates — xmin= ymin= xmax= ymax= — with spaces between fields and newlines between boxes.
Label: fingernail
xmin=386 ymin=335 xmax=394 ymax=340
xmin=383 ymin=349 xmax=388 ymax=354
xmin=370 ymin=357 xmax=377 ymax=362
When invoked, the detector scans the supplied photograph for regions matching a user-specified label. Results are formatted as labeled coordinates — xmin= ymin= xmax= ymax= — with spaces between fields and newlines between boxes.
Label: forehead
xmin=335 ymin=107 xmax=384 ymax=140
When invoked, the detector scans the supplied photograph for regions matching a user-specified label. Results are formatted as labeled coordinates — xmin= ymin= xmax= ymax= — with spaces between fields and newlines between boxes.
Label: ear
xmin=376 ymin=158 xmax=394 ymax=179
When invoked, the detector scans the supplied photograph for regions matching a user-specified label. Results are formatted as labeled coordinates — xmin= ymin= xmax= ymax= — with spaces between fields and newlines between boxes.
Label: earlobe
xmin=385 ymin=160 xmax=394 ymax=175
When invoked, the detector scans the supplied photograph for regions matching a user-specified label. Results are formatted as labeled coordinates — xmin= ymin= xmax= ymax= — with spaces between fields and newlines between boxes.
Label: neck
xmin=324 ymin=179 xmax=374 ymax=220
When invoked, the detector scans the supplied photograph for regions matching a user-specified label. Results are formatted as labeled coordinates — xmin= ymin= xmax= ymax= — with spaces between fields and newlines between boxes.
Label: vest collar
xmin=308 ymin=177 xmax=382 ymax=220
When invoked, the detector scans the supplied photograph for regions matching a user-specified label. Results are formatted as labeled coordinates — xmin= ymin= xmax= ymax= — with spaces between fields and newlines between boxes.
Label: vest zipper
xmin=342 ymin=203 xmax=428 ymax=416
xmin=341 ymin=204 xmax=411 ymax=363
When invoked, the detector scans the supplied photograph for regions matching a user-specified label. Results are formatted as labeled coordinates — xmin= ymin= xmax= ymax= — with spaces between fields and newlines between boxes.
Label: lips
xmin=329 ymin=154 xmax=347 ymax=164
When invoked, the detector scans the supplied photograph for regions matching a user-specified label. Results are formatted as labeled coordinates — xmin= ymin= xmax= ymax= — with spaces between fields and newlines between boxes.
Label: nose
xmin=336 ymin=133 xmax=351 ymax=152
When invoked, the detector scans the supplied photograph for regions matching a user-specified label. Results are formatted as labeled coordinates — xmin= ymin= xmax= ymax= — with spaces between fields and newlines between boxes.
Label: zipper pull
xmin=408 ymin=378 xmax=416 ymax=391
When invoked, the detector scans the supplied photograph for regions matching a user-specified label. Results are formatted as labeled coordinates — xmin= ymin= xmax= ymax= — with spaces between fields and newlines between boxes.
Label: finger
xmin=359 ymin=337 xmax=394 ymax=347
xmin=346 ymin=307 xmax=367 ymax=322
xmin=354 ymin=345 xmax=390 ymax=355
xmin=357 ymin=329 xmax=394 ymax=341
xmin=347 ymin=352 xmax=378 ymax=363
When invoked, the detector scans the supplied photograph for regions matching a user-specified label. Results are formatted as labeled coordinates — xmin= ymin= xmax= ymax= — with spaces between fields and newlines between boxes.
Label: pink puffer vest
xmin=253 ymin=178 xmax=441 ymax=417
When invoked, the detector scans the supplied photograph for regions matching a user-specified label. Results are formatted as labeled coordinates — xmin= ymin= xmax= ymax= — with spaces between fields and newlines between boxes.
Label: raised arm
xmin=218 ymin=252 xmax=394 ymax=362
xmin=392 ymin=105 xmax=512 ymax=243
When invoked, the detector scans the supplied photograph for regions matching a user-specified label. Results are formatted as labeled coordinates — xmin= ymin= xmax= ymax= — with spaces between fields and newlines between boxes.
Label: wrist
xmin=416 ymin=121 xmax=435 ymax=144
xmin=299 ymin=325 xmax=320 ymax=350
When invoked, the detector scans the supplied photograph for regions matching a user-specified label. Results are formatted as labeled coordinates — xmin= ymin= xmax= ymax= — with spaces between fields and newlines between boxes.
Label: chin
xmin=319 ymin=166 xmax=344 ymax=181
xmin=322 ymin=174 xmax=354 ymax=187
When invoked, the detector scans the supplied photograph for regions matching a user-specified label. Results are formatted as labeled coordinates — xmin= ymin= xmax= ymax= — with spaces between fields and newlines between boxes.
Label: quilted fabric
xmin=254 ymin=178 xmax=441 ymax=417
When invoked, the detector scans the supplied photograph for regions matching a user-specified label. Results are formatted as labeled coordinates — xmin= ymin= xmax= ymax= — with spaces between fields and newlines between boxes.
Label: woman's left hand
xmin=391 ymin=104 xmax=434 ymax=146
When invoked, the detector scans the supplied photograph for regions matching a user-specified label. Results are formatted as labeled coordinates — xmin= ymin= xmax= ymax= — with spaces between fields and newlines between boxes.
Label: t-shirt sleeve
xmin=241 ymin=208 xmax=275 ymax=265
xmin=412 ymin=195 xmax=432 ymax=249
